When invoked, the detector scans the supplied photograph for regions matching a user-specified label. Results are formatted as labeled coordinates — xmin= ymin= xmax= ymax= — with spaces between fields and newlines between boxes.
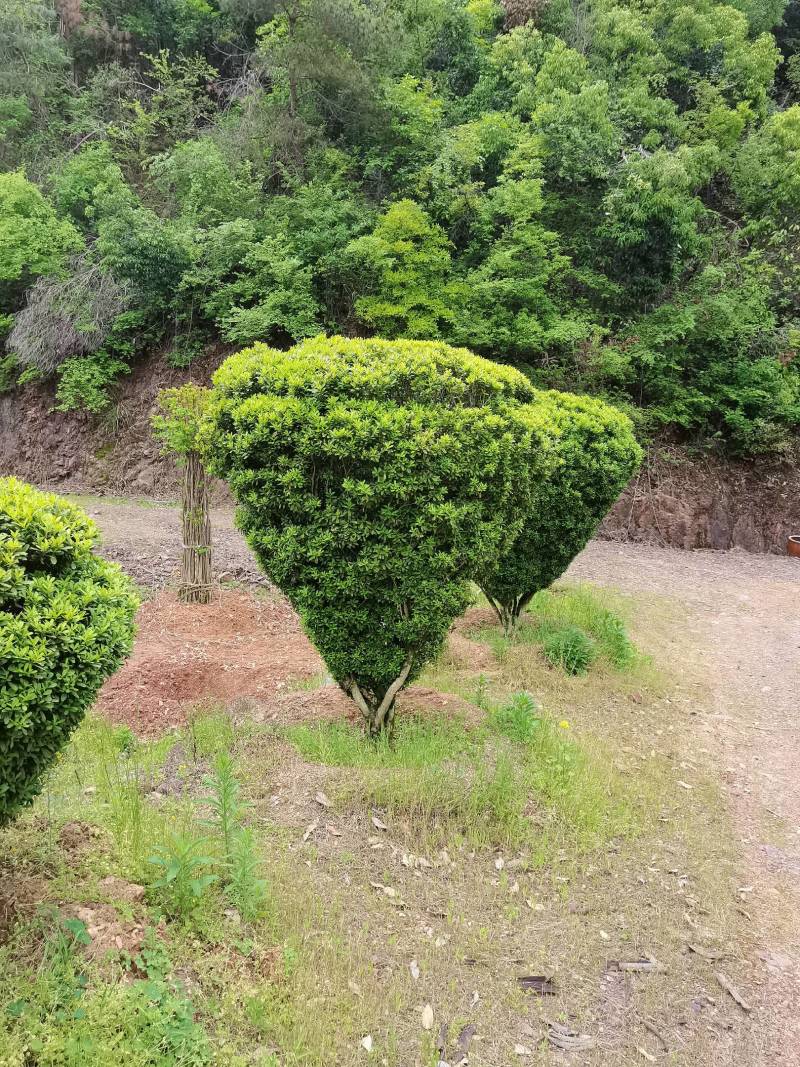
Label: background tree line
xmin=1 ymin=0 xmax=799 ymax=456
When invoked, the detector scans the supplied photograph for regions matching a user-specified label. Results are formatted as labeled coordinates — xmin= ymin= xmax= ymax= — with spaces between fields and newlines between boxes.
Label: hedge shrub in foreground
xmin=479 ymin=391 xmax=642 ymax=636
xmin=0 ymin=479 xmax=138 ymax=824
xmin=203 ymin=336 xmax=544 ymax=735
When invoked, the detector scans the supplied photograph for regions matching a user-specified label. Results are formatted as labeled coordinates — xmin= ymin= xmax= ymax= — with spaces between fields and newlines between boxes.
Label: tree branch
xmin=375 ymin=655 xmax=414 ymax=721
xmin=345 ymin=679 xmax=372 ymax=722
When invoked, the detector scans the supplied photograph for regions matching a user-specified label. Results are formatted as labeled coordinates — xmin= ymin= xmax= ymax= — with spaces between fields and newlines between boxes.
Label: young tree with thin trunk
xmin=152 ymin=384 xmax=214 ymax=605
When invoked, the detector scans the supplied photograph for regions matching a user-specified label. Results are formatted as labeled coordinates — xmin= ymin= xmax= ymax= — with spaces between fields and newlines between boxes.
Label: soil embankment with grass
xmin=0 ymin=498 xmax=798 ymax=1065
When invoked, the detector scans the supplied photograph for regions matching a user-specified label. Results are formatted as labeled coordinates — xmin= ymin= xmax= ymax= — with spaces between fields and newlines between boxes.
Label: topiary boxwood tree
xmin=202 ymin=336 xmax=543 ymax=736
xmin=0 ymin=479 xmax=138 ymax=824
xmin=479 ymin=390 xmax=643 ymax=637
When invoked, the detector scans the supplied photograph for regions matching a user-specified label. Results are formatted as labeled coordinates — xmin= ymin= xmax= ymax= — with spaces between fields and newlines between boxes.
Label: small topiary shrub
xmin=203 ymin=335 xmax=542 ymax=736
xmin=0 ymin=479 xmax=138 ymax=824
xmin=480 ymin=390 xmax=642 ymax=636
xmin=540 ymin=625 xmax=598 ymax=675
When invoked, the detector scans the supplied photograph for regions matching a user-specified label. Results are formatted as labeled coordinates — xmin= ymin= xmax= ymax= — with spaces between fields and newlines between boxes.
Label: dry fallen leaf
xmin=409 ymin=959 xmax=420 ymax=980
xmin=456 ymin=1022 xmax=477 ymax=1060
xmin=607 ymin=958 xmax=665 ymax=974
xmin=371 ymin=815 xmax=388 ymax=831
xmin=637 ymin=1046 xmax=656 ymax=1062
xmin=513 ymin=1044 xmax=532 ymax=1056
xmin=315 ymin=790 xmax=331 ymax=808
xmin=517 ymin=975 xmax=556 ymax=995
xmin=360 ymin=1034 xmax=373 ymax=1052
xmin=348 ymin=979 xmax=362 ymax=996
xmin=421 ymin=1004 xmax=434 ymax=1031
xmin=302 ymin=819 xmax=319 ymax=841
xmin=325 ymin=823 xmax=342 ymax=837
xmin=715 ymin=972 xmax=752 ymax=1012
xmin=688 ymin=943 xmax=724 ymax=961
xmin=369 ymin=881 xmax=396 ymax=898
xmin=547 ymin=1021 xmax=596 ymax=1052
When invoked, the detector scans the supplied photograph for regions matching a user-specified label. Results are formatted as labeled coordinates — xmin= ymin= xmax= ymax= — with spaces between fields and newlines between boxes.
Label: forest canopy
xmin=1 ymin=0 xmax=799 ymax=455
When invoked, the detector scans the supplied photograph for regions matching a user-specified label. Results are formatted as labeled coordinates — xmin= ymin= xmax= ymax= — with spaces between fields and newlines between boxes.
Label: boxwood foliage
xmin=479 ymin=391 xmax=643 ymax=636
xmin=203 ymin=336 xmax=542 ymax=735
xmin=0 ymin=479 xmax=138 ymax=824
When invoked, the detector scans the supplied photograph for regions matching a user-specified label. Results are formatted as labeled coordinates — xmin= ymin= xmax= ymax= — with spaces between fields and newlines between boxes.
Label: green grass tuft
xmin=526 ymin=585 xmax=638 ymax=669
xmin=539 ymin=624 xmax=598 ymax=674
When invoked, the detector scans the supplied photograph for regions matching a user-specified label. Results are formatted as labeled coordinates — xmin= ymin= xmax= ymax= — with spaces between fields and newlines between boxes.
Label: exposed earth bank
xmin=2 ymin=348 xmax=799 ymax=552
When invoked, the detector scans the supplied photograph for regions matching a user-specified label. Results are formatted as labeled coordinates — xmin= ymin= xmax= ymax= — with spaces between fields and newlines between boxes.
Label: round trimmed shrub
xmin=203 ymin=336 xmax=542 ymax=735
xmin=0 ymin=479 xmax=138 ymax=824
xmin=480 ymin=390 xmax=642 ymax=636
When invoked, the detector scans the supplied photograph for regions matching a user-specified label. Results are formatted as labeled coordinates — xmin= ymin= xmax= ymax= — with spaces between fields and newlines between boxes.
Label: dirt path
xmin=569 ymin=541 xmax=800 ymax=1065
xmin=84 ymin=497 xmax=800 ymax=1063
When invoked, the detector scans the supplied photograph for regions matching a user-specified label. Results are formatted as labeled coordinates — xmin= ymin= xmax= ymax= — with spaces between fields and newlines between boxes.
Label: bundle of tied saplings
xmin=0 ymin=478 xmax=138 ymax=824
xmin=479 ymin=390 xmax=642 ymax=636
xmin=151 ymin=384 xmax=214 ymax=605
xmin=202 ymin=336 xmax=548 ymax=736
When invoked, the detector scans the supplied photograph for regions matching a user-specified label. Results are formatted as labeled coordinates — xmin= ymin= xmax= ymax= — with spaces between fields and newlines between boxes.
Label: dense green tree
xmin=0 ymin=172 xmax=82 ymax=328
xmin=0 ymin=0 xmax=71 ymax=163
xmin=345 ymin=199 xmax=463 ymax=338
xmin=203 ymin=336 xmax=539 ymax=734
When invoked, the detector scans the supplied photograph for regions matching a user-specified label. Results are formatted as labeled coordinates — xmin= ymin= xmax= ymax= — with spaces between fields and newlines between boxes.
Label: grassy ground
xmin=0 ymin=584 xmax=755 ymax=1066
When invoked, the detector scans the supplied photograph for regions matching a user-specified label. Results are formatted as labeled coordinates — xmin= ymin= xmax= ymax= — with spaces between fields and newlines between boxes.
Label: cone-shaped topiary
xmin=203 ymin=336 xmax=544 ymax=735
xmin=0 ymin=479 xmax=138 ymax=824
xmin=479 ymin=390 xmax=642 ymax=636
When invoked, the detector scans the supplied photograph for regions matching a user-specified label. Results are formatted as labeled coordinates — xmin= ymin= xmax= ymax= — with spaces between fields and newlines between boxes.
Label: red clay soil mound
xmin=96 ymin=588 xmax=484 ymax=736
xmin=97 ymin=589 xmax=325 ymax=735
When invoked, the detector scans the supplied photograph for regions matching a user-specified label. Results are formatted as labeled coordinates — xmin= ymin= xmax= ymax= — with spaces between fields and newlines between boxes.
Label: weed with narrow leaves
xmin=147 ymin=832 xmax=218 ymax=919
xmin=203 ymin=751 xmax=268 ymax=920
xmin=540 ymin=624 xmax=598 ymax=675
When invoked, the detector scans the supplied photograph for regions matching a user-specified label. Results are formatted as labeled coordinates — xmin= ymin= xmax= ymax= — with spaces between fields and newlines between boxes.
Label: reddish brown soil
xmin=97 ymin=589 xmax=325 ymax=735
xmin=97 ymin=588 xmax=480 ymax=736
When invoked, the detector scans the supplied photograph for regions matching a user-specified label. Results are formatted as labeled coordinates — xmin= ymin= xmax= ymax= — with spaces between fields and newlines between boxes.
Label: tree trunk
xmin=345 ymin=656 xmax=414 ymax=739
xmin=179 ymin=449 xmax=212 ymax=604
xmin=482 ymin=590 xmax=534 ymax=639
xmin=499 ymin=604 xmax=518 ymax=639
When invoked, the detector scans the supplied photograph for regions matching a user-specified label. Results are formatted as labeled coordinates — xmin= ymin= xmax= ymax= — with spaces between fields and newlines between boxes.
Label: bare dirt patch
xmin=97 ymin=587 xmax=485 ymax=736
xmin=61 ymin=902 xmax=147 ymax=963
xmin=96 ymin=588 xmax=324 ymax=735
xmin=568 ymin=541 xmax=800 ymax=1066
